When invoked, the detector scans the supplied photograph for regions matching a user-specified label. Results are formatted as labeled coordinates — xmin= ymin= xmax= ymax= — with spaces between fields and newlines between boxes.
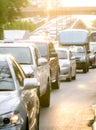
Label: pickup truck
xmin=34 ymin=41 xmax=60 ymax=89
xmin=59 ymin=29 xmax=90 ymax=73
xmin=28 ymin=36 xmax=60 ymax=89
xmin=0 ymin=43 xmax=51 ymax=107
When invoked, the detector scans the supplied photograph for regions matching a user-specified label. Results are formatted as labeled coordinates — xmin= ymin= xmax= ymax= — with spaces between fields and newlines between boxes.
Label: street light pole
xmin=56 ymin=0 xmax=58 ymax=41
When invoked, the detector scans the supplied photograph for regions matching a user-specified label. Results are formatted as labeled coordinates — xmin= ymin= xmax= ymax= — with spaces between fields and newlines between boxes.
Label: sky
xmin=61 ymin=0 xmax=96 ymax=7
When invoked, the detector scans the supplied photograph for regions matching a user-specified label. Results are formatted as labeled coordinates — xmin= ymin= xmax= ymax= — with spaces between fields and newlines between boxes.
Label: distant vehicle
xmin=59 ymin=29 xmax=90 ymax=73
xmin=4 ymin=30 xmax=30 ymax=42
xmin=28 ymin=36 xmax=60 ymax=89
xmin=0 ymin=43 xmax=51 ymax=107
xmin=0 ymin=54 xmax=40 ymax=130
xmin=89 ymin=31 xmax=96 ymax=67
xmin=56 ymin=47 xmax=76 ymax=81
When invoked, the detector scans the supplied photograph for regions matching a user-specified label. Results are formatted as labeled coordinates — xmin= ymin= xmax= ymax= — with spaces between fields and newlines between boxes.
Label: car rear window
xmin=56 ymin=50 xmax=68 ymax=59
xmin=0 ymin=47 xmax=33 ymax=65
xmin=35 ymin=44 xmax=48 ymax=57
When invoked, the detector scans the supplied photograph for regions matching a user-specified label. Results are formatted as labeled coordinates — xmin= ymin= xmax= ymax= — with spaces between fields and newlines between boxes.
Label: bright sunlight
xmin=62 ymin=0 xmax=96 ymax=7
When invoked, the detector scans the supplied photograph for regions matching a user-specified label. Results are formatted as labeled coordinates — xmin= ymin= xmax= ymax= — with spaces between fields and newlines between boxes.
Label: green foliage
xmin=0 ymin=0 xmax=29 ymax=39
xmin=4 ymin=20 xmax=36 ymax=32
xmin=0 ymin=0 xmax=28 ymax=25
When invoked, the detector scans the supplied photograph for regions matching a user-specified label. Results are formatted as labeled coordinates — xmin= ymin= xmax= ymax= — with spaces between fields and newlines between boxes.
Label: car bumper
xmin=59 ymin=67 xmax=70 ymax=80
xmin=0 ymin=125 xmax=22 ymax=130
xmin=76 ymin=61 xmax=86 ymax=69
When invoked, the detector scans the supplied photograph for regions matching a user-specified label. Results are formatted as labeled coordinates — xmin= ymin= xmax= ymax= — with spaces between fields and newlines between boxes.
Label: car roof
xmin=0 ymin=43 xmax=35 ymax=50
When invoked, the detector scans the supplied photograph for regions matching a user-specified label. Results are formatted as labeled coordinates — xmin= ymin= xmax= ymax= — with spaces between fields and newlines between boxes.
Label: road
xmin=40 ymin=68 xmax=96 ymax=130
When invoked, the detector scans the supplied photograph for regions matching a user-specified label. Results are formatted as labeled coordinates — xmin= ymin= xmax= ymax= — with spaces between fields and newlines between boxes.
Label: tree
xmin=0 ymin=0 xmax=28 ymax=39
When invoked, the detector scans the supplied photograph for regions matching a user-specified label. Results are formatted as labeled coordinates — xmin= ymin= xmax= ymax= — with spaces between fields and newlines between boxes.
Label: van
xmin=59 ymin=29 xmax=90 ymax=73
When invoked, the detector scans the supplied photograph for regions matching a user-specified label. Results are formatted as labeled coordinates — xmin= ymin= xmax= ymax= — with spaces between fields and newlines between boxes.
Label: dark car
xmin=89 ymin=31 xmax=96 ymax=67
xmin=0 ymin=54 xmax=40 ymax=130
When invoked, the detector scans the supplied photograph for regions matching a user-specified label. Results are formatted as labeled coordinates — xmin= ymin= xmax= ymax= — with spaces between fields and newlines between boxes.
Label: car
xmin=0 ymin=43 xmax=51 ymax=107
xmin=0 ymin=54 xmax=40 ymax=130
xmin=28 ymin=37 xmax=60 ymax=89
xmin=89 ymin=31 xmax=96 ymax=67
xmin=56 ymin=47 xmax=76 ymax=81
xmin=59 ymin=29 xmax=90 ymax=73
xmin=89 ymin=50 xmax=96 ymax=67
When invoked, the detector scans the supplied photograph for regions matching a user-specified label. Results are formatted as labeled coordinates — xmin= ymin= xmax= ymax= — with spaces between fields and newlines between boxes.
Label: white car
xmin=56 ymin=47 xmax=76 ymax=81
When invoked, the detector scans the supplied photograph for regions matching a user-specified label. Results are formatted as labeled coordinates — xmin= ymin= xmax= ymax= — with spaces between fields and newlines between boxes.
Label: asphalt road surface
xmin=40 ymin=68 xmax=96 ymax=130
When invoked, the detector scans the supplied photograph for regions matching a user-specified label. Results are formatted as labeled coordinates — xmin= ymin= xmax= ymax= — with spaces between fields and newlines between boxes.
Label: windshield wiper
xmin=20 ymin=63 xmax=31 ymax=65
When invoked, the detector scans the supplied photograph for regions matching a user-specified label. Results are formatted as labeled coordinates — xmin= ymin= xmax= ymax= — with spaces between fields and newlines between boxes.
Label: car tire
xmin=87 ymin=64 xmax=89 ymax=72
xmin=83 ymin=64 xmax=87 ymax=73
xmin=40 ymin=81 xmax=50 ymax=107
xmin=72 ymin=72 xmax=76 ymax=80
xmin=35 ymin=113 xmax=40 ymax=130
xmin=26 ymin=118 xmax=29 ymax=130
xmin=51 ymin=74 xmax=59 ymax=89
xmin=66 ymin=69 xmax=72 ymax=81
xmin=66 ymin=76 xmax=72 ymax=81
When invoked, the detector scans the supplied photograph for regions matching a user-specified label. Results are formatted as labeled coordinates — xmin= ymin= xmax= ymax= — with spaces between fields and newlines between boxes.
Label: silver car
xmin=56 ymin=47 xmax=76 ymax=81
xmin=0 ymin=54 xmax=40 ymax=130
xmin=0 ymin=43 xmax=51 ymax=107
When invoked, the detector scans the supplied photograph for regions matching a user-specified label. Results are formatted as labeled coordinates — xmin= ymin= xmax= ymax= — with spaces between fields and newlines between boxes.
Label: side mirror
xmin=38 ymin=57 xmax=48 ymax=66
xmin=21 ymin=65 xmax=34 ymax=78
xmin=24 ymin=78 xmax=40 ymax=90
xmin=70 ymin=56 xmax=75 ymax=60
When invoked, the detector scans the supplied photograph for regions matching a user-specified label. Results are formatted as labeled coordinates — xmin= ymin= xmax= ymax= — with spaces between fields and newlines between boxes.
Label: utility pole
xmin=56 ymin=0 xmax=58 ymax=41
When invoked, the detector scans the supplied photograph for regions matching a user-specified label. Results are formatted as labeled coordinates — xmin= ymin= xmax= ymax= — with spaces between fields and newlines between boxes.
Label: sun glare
xmin=62 ymin=0 xmax=96 ymax=7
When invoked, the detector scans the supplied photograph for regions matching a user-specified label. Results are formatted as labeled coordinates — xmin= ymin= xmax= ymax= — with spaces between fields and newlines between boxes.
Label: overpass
xmin=22 ymin=6 xmax=96 ymax=17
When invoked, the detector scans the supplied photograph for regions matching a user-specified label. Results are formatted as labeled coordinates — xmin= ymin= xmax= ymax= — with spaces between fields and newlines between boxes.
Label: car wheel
xmin=72 ymin=71 xmax=76 ymax=80
xmin=87 ymin=64 xmax=89 ymax=72
xmin=40 ymin=81 xmax=50 ymax=107
xmin=35 ymin=113 xmax=39 ymax=130
xmin=66 ymin=76 xmax=72 ymax=81
xmin=51 ymin=74 xmax=59 ymax=89
xmin=83 ymin=64 xmax=87 ymax=73
xmin=66 ymin=70 xmax=72 ymax=81
xmin=26 ymin=118 xmax=29 ymax=130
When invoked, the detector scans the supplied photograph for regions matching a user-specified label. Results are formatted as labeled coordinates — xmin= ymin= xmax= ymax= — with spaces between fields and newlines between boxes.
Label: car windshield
xmin=56 ymin=50 xmax=68 ymax=59
xmin=0 ymin=47 xmax=33 ymax=64
xmin=64 ymin=46 xmax=86 ymax=56
xmin=69 ymin=46 xmax=85 ymax=52
xmin=35 ymin=44 xmax=48 ymax=57
xmin=0 ymin=60 xmax=14 ymax=91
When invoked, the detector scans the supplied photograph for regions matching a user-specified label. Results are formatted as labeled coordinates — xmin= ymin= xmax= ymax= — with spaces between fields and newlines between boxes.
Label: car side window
xmin=12 ymin=60 xmax=24 ymax=86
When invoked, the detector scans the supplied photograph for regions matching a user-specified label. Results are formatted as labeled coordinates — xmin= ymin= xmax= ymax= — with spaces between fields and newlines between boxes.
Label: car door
xmin=34 ymin=47 xmax=49 ymax=95
xmin=11 ymin=59 xmax=34 ymax=125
